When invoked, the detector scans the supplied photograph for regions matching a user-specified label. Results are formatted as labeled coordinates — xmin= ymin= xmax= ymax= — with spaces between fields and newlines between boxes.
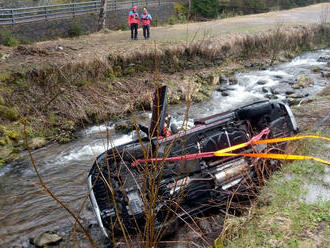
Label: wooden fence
xmin=0 ymin=0 xmax=173 ymax=25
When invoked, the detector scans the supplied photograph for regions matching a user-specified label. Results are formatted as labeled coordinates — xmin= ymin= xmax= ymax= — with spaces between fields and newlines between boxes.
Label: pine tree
xmin=192 ymin=0 xmax=220 ymax=19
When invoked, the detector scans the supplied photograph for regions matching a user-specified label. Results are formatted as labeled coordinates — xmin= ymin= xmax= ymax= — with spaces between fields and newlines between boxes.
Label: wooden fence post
xmin=72 ymin=3 xmax=75 ymax=18
xmin=11 ymin=9 xmax=15 ymax=24
xmin=44 ymin=6 xmax=48 ymax=21
xmin=98 ymin=0 xmax=107 ymax=31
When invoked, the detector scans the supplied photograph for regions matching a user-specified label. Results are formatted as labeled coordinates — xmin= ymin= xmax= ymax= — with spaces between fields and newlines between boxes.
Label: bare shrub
xmin=319 ymin=4 xmax=330 ymax=25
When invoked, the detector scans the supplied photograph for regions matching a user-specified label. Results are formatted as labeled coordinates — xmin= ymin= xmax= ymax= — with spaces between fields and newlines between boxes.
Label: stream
xmin=0 ymin=48 xmax=329 ymax=246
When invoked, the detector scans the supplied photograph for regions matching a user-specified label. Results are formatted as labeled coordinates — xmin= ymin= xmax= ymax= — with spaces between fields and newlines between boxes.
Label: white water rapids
xmin=0 ymin=48 xmax=329 ymax=246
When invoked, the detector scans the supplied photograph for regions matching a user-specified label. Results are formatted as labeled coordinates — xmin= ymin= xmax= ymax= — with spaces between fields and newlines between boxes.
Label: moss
xmin=73 ymin=80 xmax=86 ymax=88
xmin=57 ymin=134 xmax=74 ymax=144
xmin=0 ymin=73 xmax=10 ymax=82
xmin=48 ymin=112 xmax=58 ymax=126
xmin=192 ymin=92 xmax=209 ymax=103
xmin=123 ymin=67 xmax=136 ymax=76
xmin=0 ymin=105 xmax=19 ymax=121
xmin=7 ymin=130 xmax=19 ymax=140
xmin=0 ymin=96 xmax=5 ymax=105
xmin=113 ymin=65 xmax=122 ymax=77
xmin=115 ymin=120 xmax=134 ymax=134
xmin=0 ymin=139 xmax=6 ymax=146
xmin=61 ymin=120 xmax=75 ymax=131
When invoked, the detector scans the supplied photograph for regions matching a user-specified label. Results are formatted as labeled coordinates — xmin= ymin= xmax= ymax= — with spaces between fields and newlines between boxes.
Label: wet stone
xmin=115 ymin=120 xmax=134 ymax=134
xmin=22 ymin=240 xmax=31 ymax=248
xmin=321 ymin=71 xmax=330 ymax=78
xmin=218 ymin=86 xmax=235 ymax=92
xmin=257 ymin=80 xmax=267 ymax=85
xmin=292 ymin=84 xmax=301 ymax=89
xmin=30 ymin=137 xmax=47 ymax=150
xmin=221 ymin=91 xmax=229 ymax=97
xmin=312 ymin=66 xmax=321 ymax=73
xmin=262 ymin=87 xmax=269 ymax=93
xmin=225 ymin=86 xmax=236 ymax=91
xmin=294 ymin=75 xmax=314 ymax=89
xmin=228 ymin=76 xmax=238 ymax=85
xmin=287 ymin=98 xmax=300 ymax=106
xmin=246 ymin=63 xmax=257 ymax=68
xmin=290 ymin=93 xmax=305 ymax=99
xmin=265 ymin=94 xmax=278 ymax=99
xmin=270 ymin=88 xmax=279 ymax=95
xmin=280 ymin=80 xmax=294 ymax=85
xmin=216 ymin=87 xmax=226 ymax=92
xmin=34 ymin=231 xmax=62 ymax=247
xmin=209 ymin=75 xmax=219 ymax=85
xmin=198 ymin=219 xmax=213 ymax=233
xmin=317 ymin=56 xmax=329 ymax=62
xmin=273 ymin=75 xmax=283 ymax=79
xmin=219 ymin=75 xmax=227 ymax=84
xmin=285 ymin=90 xmax=294 ymax=95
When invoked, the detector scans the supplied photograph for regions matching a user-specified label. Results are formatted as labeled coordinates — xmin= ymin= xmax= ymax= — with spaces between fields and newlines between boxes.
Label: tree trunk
xmin=98 ymin=0 xmax=107 ymax=31
xmin=188 ymin=0 xmax=191 ymax=18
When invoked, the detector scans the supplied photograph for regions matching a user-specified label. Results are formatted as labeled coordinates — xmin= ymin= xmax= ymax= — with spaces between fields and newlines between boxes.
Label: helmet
xmin=165 ymin=114 xmax=171 ymax=125
xmin=132 ymin=6 xmax=138 ymax=11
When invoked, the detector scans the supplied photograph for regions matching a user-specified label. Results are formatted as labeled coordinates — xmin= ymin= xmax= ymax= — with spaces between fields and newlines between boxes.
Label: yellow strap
xmin=213 ymin=152 xmax=330 ymax=166
xmin=252 ymin=135 xmax=330 ymax=144
xmin=215 ymin=135 xmax=330 ymax=154
xmin=214 ymin=142 xmax=249 ymax=154
xmin=214 ymin=135 xmax=330 ymax=166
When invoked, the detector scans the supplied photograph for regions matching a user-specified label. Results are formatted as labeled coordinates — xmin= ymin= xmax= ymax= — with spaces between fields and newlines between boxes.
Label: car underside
xmin=87 ymin=86 xmax=298 ymax=238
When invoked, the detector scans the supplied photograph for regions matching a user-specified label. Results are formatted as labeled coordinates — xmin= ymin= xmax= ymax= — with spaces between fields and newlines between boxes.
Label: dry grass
xmin=11 ymin=24 xmax=329 ymax=86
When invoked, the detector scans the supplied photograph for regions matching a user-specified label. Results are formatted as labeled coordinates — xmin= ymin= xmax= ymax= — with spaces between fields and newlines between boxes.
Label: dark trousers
xmin=130 ymin=23 xmax=138 ymax=39
xmin=143 ymin=25 xmax=150 ymax=39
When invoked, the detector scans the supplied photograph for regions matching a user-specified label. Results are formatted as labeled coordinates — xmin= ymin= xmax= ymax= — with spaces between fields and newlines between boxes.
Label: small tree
xmin=192 ymin=0 xmax=220 ymax=19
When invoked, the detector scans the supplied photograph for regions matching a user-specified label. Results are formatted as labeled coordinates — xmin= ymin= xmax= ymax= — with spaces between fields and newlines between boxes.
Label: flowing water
xmin=0 ymin=49 xmax=329 ymax=246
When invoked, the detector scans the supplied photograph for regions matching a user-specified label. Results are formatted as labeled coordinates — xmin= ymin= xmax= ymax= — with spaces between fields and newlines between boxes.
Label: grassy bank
xmin=0 ymin=24 xmax=329 ymax=166
xmin=216 ymin=94 xmax=330 ymax=248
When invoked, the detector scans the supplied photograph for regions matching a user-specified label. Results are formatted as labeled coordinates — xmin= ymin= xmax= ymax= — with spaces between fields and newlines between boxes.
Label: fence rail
xmin=0 ymin=0 xmax=173 ymax=25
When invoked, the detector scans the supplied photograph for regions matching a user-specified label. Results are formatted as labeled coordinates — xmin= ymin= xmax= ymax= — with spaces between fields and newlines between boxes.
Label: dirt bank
xmin=0 ymin=4 xmax=329 ymax=166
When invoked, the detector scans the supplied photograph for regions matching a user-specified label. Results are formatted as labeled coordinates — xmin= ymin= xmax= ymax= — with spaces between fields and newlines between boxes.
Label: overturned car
xmin=87 ymin=86 xmax=298 ymax=237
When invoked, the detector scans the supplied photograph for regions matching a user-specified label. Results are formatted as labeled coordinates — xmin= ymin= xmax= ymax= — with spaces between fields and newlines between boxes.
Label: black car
xmin=87 ymin=86 xmax=298 ymax=238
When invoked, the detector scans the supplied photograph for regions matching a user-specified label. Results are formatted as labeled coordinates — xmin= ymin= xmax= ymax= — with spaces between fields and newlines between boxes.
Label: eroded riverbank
xmin=0 ymin=48 xmax=329 ymax=247
xmin=1 ymin=23 xmax=329 ymax=167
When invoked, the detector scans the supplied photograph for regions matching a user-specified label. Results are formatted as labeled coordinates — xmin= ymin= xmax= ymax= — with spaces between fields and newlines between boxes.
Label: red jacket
xmin=141 ymin=12 xmax=152 ymax=26
xmin=128 ymin=10 xmax=139 ymax=25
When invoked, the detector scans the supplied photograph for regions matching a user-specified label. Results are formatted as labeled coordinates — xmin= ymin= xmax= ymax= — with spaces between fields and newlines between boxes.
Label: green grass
xmin=216 ymin=131 xmax=330 ymax=248
xmin=0 ymin=30 xmax=19 ymax=47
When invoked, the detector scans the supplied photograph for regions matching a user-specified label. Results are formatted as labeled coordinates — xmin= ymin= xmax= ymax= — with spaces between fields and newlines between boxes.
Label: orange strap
xmin=252 ymin=135 xmax=330 ymax=144
xmin=214 ymin=152 xmax=330 ymax=166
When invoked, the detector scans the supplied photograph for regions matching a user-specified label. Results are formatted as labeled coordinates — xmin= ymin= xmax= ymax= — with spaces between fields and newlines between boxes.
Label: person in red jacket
xmin=141 ymin=8 xmax=152 ymax=39
xmin=128 ymin=6 xmax=139 ymax=40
